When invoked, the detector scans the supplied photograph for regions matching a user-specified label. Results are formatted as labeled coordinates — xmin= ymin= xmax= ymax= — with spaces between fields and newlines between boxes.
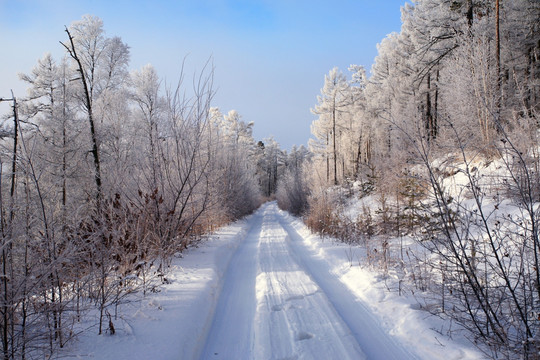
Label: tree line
xmin=300 ymin=0 xmax=539 ymax=358
xmin=0 ymin=14 xmax=301 ymax=359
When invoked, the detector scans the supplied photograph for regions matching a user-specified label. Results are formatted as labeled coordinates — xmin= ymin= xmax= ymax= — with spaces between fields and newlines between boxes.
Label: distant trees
xmin=276 ymin=145 xmax=311 ymax=216
xmin=207 ymin=108 xmax=262 ymax=220
xmin=256 ymin=136 xmax=285 ymax=198
xmin=0 ymin=15 xmax=262 ymax=359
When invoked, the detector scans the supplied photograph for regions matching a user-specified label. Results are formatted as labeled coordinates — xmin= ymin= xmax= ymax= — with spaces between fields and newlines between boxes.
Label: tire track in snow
xmin=254 ymin=207 xmax=366 ymax=360
xmin=199 ymin=202 xmax=418 ymax=359
xmin=199 ymin=210 xmax=263 ymax=359
xmin=277 ymin=206 xmax=419 ymax=360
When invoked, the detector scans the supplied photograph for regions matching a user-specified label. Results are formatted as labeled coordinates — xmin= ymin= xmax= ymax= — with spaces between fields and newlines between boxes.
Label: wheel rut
xmin=199 ymin=202 xmax=417 ymax=360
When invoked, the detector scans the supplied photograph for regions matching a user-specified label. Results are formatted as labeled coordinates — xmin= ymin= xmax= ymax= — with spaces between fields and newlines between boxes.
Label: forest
xmin=0 ymin=0 xmax=539 ymax=358
xmin=283 ymin=0 xmax=539 ymax=359
xmin=0 ymin=15 xmax=276 ymax=359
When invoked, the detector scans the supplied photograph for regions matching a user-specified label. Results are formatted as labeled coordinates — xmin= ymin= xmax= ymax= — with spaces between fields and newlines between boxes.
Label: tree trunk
xmin=61 ymin=28 xmax=103 ymax=209
xmin=0 ymin=94 xmax=19 ymax=360
xmin=9 ymin=93 xmax=18 ymax=224
xmin=495 ymin=0 xmax=502 ymax=129
xmin=426 ymin=73 xmax=433 ymax=140
xmin=495 ymin=0 xmax=501 ymax=80
xmin=332 ymin=103 xmax=337 ymax=186
xmin=326 ymin=133 xmax=330 ymax=183
xmin=466 ymin=0 xmax=473 ymax=28
xmin=434 ymin=69 xmax=439 ymax=138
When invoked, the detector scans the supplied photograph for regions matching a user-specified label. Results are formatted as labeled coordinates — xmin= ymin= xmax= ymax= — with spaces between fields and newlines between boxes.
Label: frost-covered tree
xmin=131 ymin=64 xmax=163 ymax=191
xmin=305 ymin=1 xmax=540 ymax=357
xmin=256 ymin=136 xmax=285 ymax=197
xmin=16 ymin=53 xmax=85 ymax=352
xmin=60 ymin=15 xmax=130 ymax=207
xmin=0 ymin=15 xmax=268 ymax=357
xmin=310 ymin=67 xmax=353 ymax=185
xmin=276 ymin=145 xmax=312 ymax=215
xmin=207 ymin=108 xmax=261 ymax=219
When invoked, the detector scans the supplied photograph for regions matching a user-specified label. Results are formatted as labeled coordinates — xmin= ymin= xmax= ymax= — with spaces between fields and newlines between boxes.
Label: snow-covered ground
xmin=60 ymin=202 xmax=484 ymax=359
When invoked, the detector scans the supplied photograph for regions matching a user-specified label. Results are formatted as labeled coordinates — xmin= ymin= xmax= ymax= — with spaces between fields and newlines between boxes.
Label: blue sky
xmin=0 ymin=0 xmax=407 ymax=150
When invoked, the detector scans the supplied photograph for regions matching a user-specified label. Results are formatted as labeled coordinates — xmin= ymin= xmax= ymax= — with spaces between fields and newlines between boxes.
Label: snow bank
xmin=59 ymin=216 xmax=251 ymax=360
xmin=281 ymin=210 xmax=485 ymax=360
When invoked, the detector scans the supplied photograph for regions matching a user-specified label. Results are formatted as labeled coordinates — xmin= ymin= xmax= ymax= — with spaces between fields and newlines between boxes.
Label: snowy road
xmin=199 ymin=202 xmax=417 ymax=360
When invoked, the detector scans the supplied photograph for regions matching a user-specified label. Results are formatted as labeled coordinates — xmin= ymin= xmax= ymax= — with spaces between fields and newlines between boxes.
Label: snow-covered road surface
xmin=63 ymin=202 xmax=483 ymax=360
xmin=199 ymin=202 xmax=417 ymax=360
